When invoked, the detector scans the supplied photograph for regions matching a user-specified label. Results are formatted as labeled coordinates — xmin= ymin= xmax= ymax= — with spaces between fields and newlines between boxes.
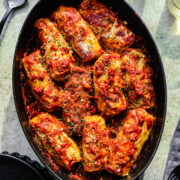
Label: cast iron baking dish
xmin=12 ymin=0 xmax=167 ymax=179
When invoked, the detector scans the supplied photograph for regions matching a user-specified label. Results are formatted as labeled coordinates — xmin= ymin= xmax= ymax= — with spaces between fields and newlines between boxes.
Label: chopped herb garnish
xmin=87 ymin=4 xmax=92 ymax=9
xmin=94 ymin=31 xmax=98 ymax=35
xmin=108 ymin=18 xmax=114 ymax=23
xmin=124 ymin=86 xmax=128 ymax=91
xmin=81 ymin=119 xmax=85 ymax=123
xmin=100 ymin=27 xmax=104 ymax=32
xmin=38 ymin=58 xmax=41 ymax=62
xmin=124 ymin=91 xmax=129 ymax=97
xmin=70 ymin=122 xmax=75 ymax=127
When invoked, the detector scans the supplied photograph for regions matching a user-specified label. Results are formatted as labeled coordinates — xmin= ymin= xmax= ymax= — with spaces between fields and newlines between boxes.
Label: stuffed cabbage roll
xmin=79 ymin=0 xmax=135 ymax=52
xmin=30 ymin=112 xmax=81 ymax=170
xmin=35 ymin=18 xmax=74 ymax=81
xmin=82 ymin=115 xmax=109 ymax=172
xmin=106 ymin=108 xmax=155 ymax=176
xmin=22 ymin=50 xmax=62 ymax=112
xmin=52 ymin=6 xmax=103 ymax=62
xmin=121 ymin=48 xmax=155 ymax=109
xmin=94 ymin=51 xmax=127 ymax=116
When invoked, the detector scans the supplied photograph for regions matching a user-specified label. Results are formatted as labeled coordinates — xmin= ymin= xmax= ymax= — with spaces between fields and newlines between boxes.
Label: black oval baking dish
xmin=12 ymin=0 xmax=167 ymax=179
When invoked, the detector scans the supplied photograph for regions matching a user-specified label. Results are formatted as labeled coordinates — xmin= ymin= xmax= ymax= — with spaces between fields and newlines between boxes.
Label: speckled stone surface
xmin=0 ymin=0 xmax=179 ymax=180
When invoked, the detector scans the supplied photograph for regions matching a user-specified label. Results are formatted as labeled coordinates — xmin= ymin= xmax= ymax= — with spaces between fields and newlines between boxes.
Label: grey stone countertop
xmin=0 ymin=0 xmax=180 ymax=180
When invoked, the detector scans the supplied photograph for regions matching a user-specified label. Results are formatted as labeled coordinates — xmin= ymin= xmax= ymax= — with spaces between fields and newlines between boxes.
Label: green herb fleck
xmin=124 ymin=86 xmax=128 ymax=91
xmin=124 ymin=91 xmax=129 ymax=98
xmin=100 ymin=27 xmax=104 ymax=32
xmin=108 ymin=18 xmax=114 ymax=23
xmin=58 ymin=118 xmax=62 ymax=121
xmin=70 ymin=122 xmax=75 ymax=127
xmin=87 ymin=4 xmax=92 ymax=9
xmin=38 ymin=58 xmax=42 ymax=62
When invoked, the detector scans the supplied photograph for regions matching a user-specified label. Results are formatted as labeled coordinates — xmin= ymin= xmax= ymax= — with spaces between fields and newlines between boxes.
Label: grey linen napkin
xmin=163 ymin=118 xmax=180 ymax=180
